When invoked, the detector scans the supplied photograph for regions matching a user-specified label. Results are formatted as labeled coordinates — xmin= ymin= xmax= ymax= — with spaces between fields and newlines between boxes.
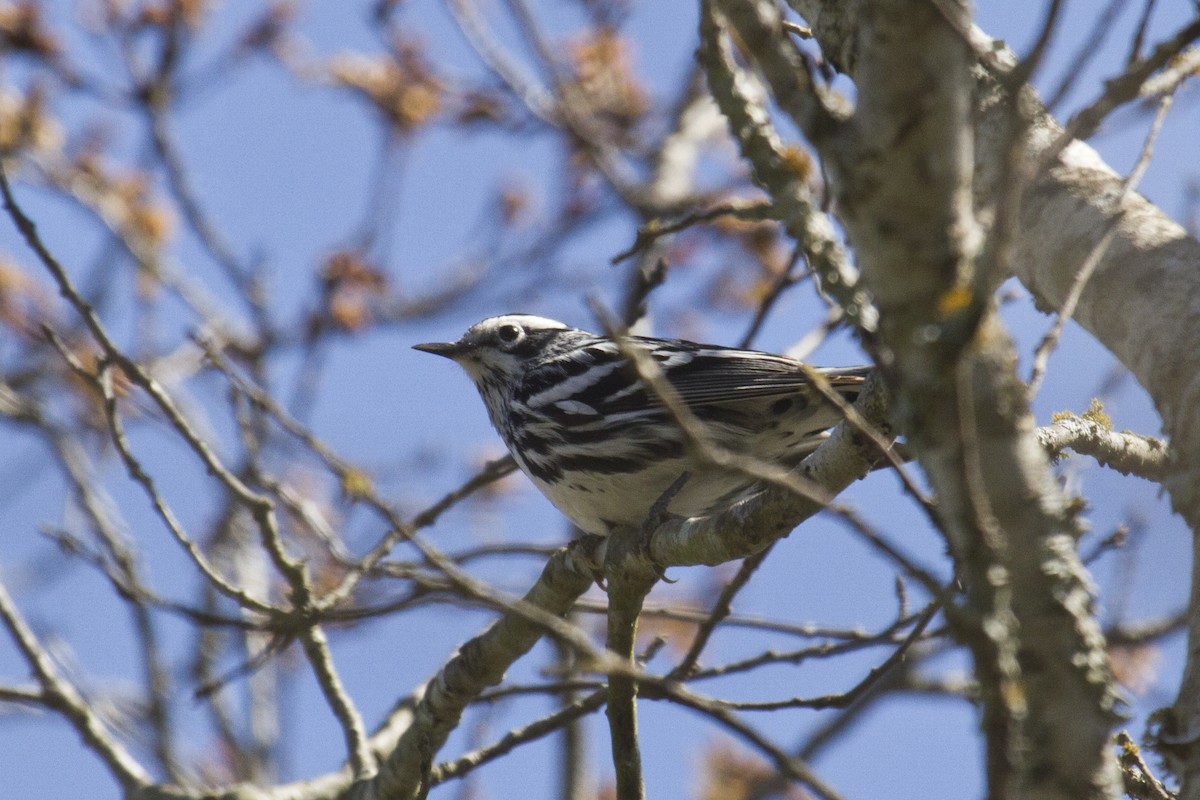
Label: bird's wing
xmin=657 ymin=349 xmax=870 ymax=407
xmin=567 ymin=338 xmax=869 ymax=413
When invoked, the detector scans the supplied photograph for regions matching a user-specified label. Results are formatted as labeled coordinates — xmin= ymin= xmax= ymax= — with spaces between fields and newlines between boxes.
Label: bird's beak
xmin=413 ymin=340 xmax=468 ymax=360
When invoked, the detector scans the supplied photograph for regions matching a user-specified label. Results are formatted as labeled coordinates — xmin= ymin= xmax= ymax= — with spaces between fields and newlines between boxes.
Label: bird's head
xmin=413 ymin=314 xmax=576 ymax=392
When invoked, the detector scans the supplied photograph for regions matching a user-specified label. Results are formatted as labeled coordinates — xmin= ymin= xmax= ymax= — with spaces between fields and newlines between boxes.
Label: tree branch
xmin=367 ymin=544 xmax=596 ymax=799
xmin=745 ymin=2 xmax=1125 ymax=797
xmin=1039 ymin=413 xmax=1170 ymax=482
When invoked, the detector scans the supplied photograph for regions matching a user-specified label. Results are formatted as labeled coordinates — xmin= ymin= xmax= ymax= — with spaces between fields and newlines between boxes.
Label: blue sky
xmin=1 ymin=1 xmax=1197 ymax=798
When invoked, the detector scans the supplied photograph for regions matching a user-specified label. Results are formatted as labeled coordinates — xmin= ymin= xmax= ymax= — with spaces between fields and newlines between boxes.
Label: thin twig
xmin=298 ymin=624 xmax=376 ymax=776
xmin=705 ymin=601 xmax=938 ymax=710
xmin=611 ymin=201 xmax=775 ymax=264
xmin=689 ymin=610 xmax=937 ymax=681
xmin=699 ymin=1 xmax=874 ymax=331
xmin=197 ymin=333 xmax=521 ymax=604
xmin=1127 ymin=0 xmax=1161 ymax=66
xmin=575 ymin=598 xmax=928 ymax=640
xmin=650 ymin=681 xmax=844 ymax=800
xmin=1037 ymin=17 xmax=1200 ymax=174
xmin=0 ymin=579 xmax=151 ymax=790
xmin=739 ymin=242 xmax=811 ymax=348
xmin=41 ymin=325 xmax=272 ymax=612
xmin=798 ymin=362 xmax=934 ymax=515
xmin=1040 ymin=0 xmax=1117 ymax=110
xmin=429 ymin=689 xmax=608 ymax=785
xmin=0 ymin=165 xmax=274 ymax=515
xmin=1028 ymin=92 xmax=1174 ymax=395
xmin=1116 ymin=730 xmax=1174 ymax=800
xmin=670 ymin=547 xmax=773 ymax=679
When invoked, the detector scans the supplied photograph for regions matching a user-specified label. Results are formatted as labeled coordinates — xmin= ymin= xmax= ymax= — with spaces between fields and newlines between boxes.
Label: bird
xmin=414 ymin=314 xmax=871 ymax=537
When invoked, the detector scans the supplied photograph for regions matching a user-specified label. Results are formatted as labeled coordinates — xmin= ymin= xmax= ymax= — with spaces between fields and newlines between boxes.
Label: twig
xmin=145 ymin=104 xmax=250 ymax=293
xmin=610 ymin=201 xmax=775 ymax=264
xmin=298 ymin=624 xmax=376 ymax=777
xmin=0 ymin=165 xmax=276 ymax=528
xmin=1139 ymin=46 xmax=1200 ymax=96
xmin=1116 ymin=730 xmax=1174 ymax=800
xmin=699 ymin=1 xmax=875 ymax=331
xmin=670 ymin=546 xmax=773 ymax=679
xmin=41 ymin=325 xmax=273 ymax=612
xmin=194 ymin=633 xmax=290 ymax=699
xmin=1028 ymin=91 xmax=1174 ymax=396
xmin=798 ymin=362 xmax=935 ymax=516
xmin=1127 ymin=0 xmax=1161 ymax=66
xmin=689 ymin=610 xmax=937 ymax=681
xmin=1037 ymin=413 xmax=1169 ymax=481
xmin=444 ymin=0 xmax=559 ymax=125
xmin=1105 ymin=610 xmax=1187 ymax=648
xmin=429 ymin=689 xmax=608 ymax=785
xmin=1040 ymin=0 xmax=1118 ymax=110
xmin=650 ymin=681 xmax=844 ymax=800
xmin=704 ymin=601 xmax=938 ymax=710
xmin=739 ymin=242 xmax=811 ymax=348
xmin=1036 ymin=17 xmax=1200 ymax=174
xmin=197 ymin=333 xmax=520 ymax=604
xmin=477 ymin=680 xmax=604 ymax=702
xmin=620 ymin=256 xmax=669 ymax=329
xmin=782 ymin=21 xmax=812 ymax=39
xmin=575 ymin=598 xmax=928 ymax=640
xmin=0 ymin=578 xmax=151 ymax=791
xmin=0 ymin=685 xmax=45 ymax=706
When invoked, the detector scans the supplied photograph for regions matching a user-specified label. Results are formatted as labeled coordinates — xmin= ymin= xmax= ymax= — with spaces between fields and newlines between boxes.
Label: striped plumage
xmin=415 ymin=314 xmax=870 ymax=537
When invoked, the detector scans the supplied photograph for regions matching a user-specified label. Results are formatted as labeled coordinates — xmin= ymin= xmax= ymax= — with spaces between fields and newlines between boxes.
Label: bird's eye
xmin=496 ymin=324 xmax=522 ymax=344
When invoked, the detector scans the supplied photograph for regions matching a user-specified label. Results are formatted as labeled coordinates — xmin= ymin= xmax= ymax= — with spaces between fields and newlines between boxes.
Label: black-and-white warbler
xmin=415 ymin=314 xmax=870 ymax=537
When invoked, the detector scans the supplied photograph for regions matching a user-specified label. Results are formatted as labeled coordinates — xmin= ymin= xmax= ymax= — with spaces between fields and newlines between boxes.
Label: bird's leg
xmin=635 ymin=471 xmax=690 ymax=583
